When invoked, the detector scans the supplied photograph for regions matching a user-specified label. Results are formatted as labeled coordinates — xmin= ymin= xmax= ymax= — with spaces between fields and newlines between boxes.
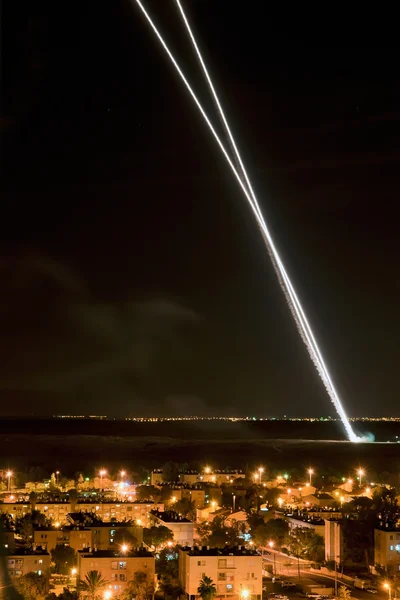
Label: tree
xmin=14 ymin=572 xmax=50 ymax=600
xmin=158 ymin=574 xmax=184 ymax=600
xmin=48 ymin=589 xmax=78 ymax=600
xmin=51 ymin=545 xmax=77 ymax=575
xmin=78 ymin=570 xmax=108 ymax=600
xmin=18 ymin=511 xmax=48 ymax=546
xmin=29 ymin=491 xmax=37 ymax=509
xmin=195 ymin=516 xmax=243 ymax=547
xmin=197 ymin=576 xmax=217 ymax=600
xmin=285 ymin=528 xmax=324 ymax=564
xmin=173 ymin=498 xmax=195 ymax=520
xmin=338 ymin=586 xmax=351 ymax=600
xmin=143 ymin=526 xmax=173 ymax=551
xmin=156 ymin=546 xmax=179 ymax=578
xmin=135 ymin=485 xmax=160 ymax=502
xmin=67 ymin=489 xmax=78 ymax=510
xmin=162 ymin=462 xmax=180 ymax=483
xmin=122 ymin=571 xmax=154 ymax=600
xmin=252 ymin=519 xmax=288 ymax=550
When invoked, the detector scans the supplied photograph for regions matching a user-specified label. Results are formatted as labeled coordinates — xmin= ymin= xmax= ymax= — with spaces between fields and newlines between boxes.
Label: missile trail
xmin=132 ymin=0 xmax=359 ymax=442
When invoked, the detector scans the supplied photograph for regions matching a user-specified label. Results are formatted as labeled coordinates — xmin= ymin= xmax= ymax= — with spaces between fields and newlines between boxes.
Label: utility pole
xmin=334 ymin=559 xmax=338 ymax=597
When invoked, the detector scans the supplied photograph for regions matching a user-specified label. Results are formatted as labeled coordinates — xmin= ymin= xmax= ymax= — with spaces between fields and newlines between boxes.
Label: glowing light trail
xmin=133 ymin=0 xmax=359 ymax=442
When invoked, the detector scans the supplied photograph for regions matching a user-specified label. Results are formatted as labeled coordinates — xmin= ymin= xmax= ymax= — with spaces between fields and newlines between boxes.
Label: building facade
xmin=78 ymin=549 xmax=155 ymax=596
xmin=6 ymin=549 xmax=51 ymax=578
xmin=325 ymin=520 xmax=342 ymax=563
xmin=151 ymin=511 xmax=194 ymax=546
xmin=179 ymin=547 xmax=262 ymax=600
xmin=374 ymin=527 xmax=400 ymax=573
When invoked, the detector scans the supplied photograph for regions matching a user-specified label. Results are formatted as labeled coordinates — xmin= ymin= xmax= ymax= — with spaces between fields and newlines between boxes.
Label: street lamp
xmin=241 ymin=589 xmax=249 ymax=599
xmin=6 ymin=471 xmax=12 ymax=492
xmin=71 ymin=568 xmax=77 ymax=576
xmin=204 ymin=466 xmax=211 ymax=474
xmin=384 ymin=582 xmax=391 ymax=600
xmin=99 ymin=469 xmax=107 ymax=488
xmin=258 ymin=467 xmax=264 ymax=485
xmin=268 ymin=541 xmax=276 ymax=576
xmin=104 ymin=592 xmax=112 ymax=600
xmin=308 ymin=468 xmax=314 ymax=486
xmin=357 ymin=468 xmax=365 ymax=487
xmin=120 ymin=470 xmax=126 ymax=480
xmin=340 ymin=496 xmax=345 ymax=507
xmin=121 ymin=544 xmax=129 ymax=554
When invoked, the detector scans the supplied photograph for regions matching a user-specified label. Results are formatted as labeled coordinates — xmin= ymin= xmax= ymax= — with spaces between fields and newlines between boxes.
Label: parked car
xmin=282 ymin=582 xmax=296 ymax=589
xmin=366 ymin=589 xmax=378 ymax=595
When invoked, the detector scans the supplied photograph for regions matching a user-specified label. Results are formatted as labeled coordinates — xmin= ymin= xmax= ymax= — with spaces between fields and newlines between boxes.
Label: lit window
xmin=119 ymin=562 xmax=127 ymax=570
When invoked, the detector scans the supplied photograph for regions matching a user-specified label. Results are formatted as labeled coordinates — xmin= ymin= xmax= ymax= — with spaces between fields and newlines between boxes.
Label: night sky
xmin=2 ymin=4 xmax=400 ymax=418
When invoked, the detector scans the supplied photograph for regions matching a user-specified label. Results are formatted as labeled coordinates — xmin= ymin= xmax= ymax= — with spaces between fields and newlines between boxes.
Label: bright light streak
xmin=133 ymin=0 xmax=359 ymax=442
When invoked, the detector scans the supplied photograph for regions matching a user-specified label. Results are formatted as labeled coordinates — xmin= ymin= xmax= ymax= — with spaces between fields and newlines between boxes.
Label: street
xmin=262 ymin=551 xmax=388 ymax=600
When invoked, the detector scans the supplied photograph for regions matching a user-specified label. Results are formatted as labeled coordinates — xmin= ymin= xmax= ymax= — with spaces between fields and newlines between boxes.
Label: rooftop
xmin=151 ymin=510 xmax=191 ymax=523
xmin=181 ymin=546 xmax=259 ymax=557
xmin=78 ymin=548 xmax=153 ymax=558
xmin=7 ymin=547 xmax=50 ymax=556
xmin=375 ymin=522 xmax=400 ymax=532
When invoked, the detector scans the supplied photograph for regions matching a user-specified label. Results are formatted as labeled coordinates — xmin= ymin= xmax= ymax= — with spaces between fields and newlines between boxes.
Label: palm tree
xmin=79 ymin=570 xmax=108 ymax=600
xmin=197 ymin=576 xmax=217 ymax=600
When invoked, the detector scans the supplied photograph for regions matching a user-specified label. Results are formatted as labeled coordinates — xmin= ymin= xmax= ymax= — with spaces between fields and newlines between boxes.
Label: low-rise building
xmin=6 ymin=548 xmax=51 ymax=578
xmin=151 ymin=510 xmax=194 ymax=545
xmin=0 ymin=502 xmax=30 ymax=520
xmin=78 ymin=548 xmax=155 ymax=596
xmin=285 ymin=514 xmax=325 ymax=538
xmin=302 ymin=493 xmax=336 ymax=509
xmin=374 ymin=525 xmax=400 ymax=573
xmin=179 ymin=546 xmax=262 ymax=600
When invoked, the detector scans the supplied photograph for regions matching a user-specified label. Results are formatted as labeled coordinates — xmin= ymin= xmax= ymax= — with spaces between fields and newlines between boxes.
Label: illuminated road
xmin=262 ymin=551 xmax=387 ymax=600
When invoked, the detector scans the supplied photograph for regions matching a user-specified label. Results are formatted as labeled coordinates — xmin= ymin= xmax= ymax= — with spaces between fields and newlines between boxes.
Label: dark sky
xmin=2 ymin=3 xmax=400 ymax=418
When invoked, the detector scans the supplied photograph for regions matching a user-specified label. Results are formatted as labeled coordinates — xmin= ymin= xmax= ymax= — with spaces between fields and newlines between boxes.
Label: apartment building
xmin=0 ymin=502 xmax=30 ymax=520
xmin=34 ymin=527 xmax=70 ymax=550
xmin=161 ymin=486 xmax=206 ymax=509
xmin=151 ymin=510 xmax=194 ymax=545
xmin=91 ymin=523 xmax=143 ymax=550
xmin=374 ymin=525 xmax=400 ymax=573
xmin=78 ymin=548 xmax=155 ymax=596
xmin=76 ymin=501 xmax=164 ymax=527
xmin=151 ymin=469 xmax=245 ymax=486
xmin=325 ymin=519 xmax=343 ymax=563
xmin=179 ymin=546 xmax=262 ymax=600
xmin=35 ymin=502 xmax=72 ymax=524
xmin=6 ymin=548 xmax=51 ymax=578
